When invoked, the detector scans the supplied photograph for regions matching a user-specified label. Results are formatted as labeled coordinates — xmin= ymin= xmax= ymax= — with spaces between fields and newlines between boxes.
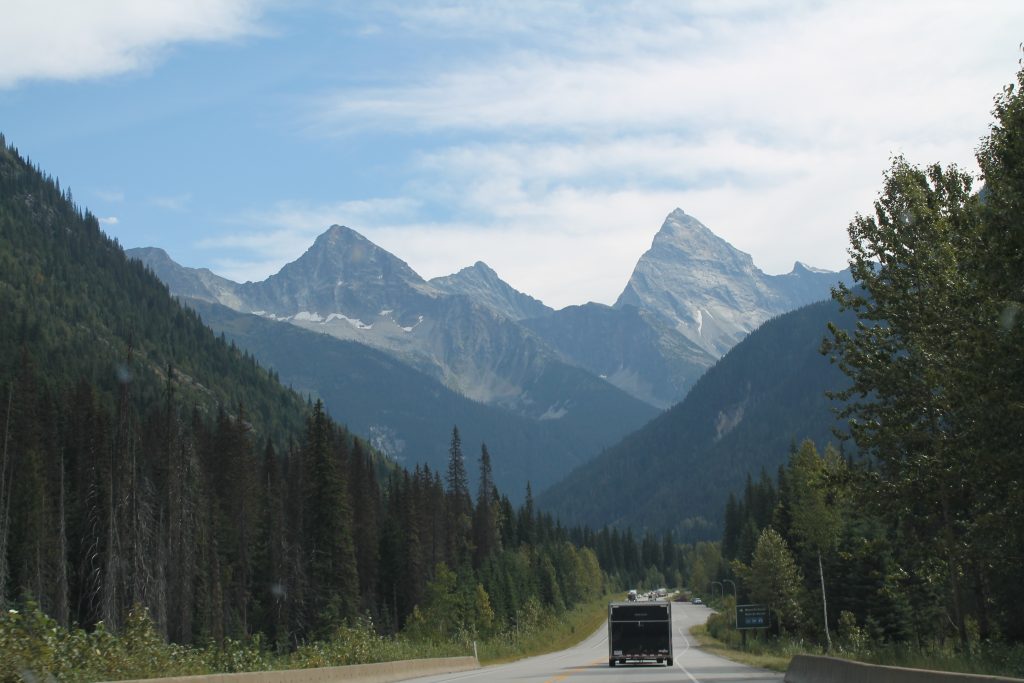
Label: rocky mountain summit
xmin=615 ymin=209 xmax=847 ymax=357
xmin=129 ymin=227 xmax=647 ymax=420
xmin=430 ymin=261 xmax=552 ymax=321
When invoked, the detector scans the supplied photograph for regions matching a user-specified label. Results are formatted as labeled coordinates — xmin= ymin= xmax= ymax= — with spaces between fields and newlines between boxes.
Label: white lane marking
xmin=675 ymin=612 xmax=700 ymax=682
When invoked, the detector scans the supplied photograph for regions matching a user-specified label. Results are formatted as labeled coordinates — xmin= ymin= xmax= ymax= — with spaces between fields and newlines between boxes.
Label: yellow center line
xmin=542 ymin=657 xmax=607 ymax=683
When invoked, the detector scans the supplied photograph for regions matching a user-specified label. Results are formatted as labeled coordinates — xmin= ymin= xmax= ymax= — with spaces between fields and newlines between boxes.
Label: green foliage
xmin=707 ymin=58 xmax=1024 ymax=671
xmin=823 ymin=60 xmax=1024 ymax=646
xmin=787 ymin=441 xmax=844 ymax=648
xmin=737 ymin=528 xmax=804 ymax=635
xmin=0 ymin=604 xmax=209 ymax=683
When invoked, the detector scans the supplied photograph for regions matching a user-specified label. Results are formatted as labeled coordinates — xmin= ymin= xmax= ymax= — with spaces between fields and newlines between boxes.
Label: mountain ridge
xmin=536 ymin=297 xmax=856 ymax=542
xmin=133 ymin=209 xmax=848 ymax=418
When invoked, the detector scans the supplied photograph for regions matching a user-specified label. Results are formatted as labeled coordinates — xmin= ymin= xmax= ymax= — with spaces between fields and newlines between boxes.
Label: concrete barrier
xmin=785 ymin=655 xmax=1023 ymax=683
xmin=103 ymin=655 xmax=480 ymax=683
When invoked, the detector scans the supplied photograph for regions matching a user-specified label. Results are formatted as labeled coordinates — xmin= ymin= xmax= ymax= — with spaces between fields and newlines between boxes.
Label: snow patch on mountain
xmin=539 ymin=403 xmax=570 ymax=420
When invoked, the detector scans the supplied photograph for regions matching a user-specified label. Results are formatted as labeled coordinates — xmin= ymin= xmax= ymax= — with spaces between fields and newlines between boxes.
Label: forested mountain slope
xmin=0 ymin=136 xmax=632 ymax=652
xmin=537 ymin=298 xmax=856 ymax=542
xmin=187 ymin=298 xmax=657 ymax=496
xmin=0 ymin=135 xmax=389 ymax=638
xmin=0 ymin=143 xmax=309 ymax=440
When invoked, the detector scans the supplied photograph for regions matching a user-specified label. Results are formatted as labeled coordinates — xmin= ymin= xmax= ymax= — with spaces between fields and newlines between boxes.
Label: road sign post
xmin=735 ymin=604 xmax=770 ymax=630
xmin=735 ymin=603 xmax=769 ymax=650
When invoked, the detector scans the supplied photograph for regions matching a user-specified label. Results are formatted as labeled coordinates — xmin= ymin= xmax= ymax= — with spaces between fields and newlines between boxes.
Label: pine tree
xmin=444 ymin=427 xmax=472 ymax=566
xmin=300 ymin=401 xmax=358 ymax=634
xmin=472 ymin=444 xmax=499 ymax=568
xmin=517 ymin=483 xmax=535 ymax=547
xmin=350 ymin=439 xmax=379 ymax=615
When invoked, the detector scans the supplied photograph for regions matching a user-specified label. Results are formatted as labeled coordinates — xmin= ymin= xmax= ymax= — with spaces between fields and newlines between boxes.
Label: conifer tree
xmin=517 ymin=482 xmax=535 ymax=546
xmin=445 ymin=427 xmax=472 ymax=565
xmin=253 ymin=440 xmax=288 ymax=648
xmin=472 ymin=444 xmax=499 ymax=568
xmin=300 ymin=401 xmax=358 ymax=634
xmin=350 ymin=439 xmax=379 ymax=615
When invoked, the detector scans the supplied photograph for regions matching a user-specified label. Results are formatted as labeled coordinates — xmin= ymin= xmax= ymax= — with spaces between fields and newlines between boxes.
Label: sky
xmin=2 ymin=1 xmax=1022 ymax=310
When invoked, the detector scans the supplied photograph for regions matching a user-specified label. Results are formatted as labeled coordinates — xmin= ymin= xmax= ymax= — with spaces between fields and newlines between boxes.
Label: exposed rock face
xmin=615 ymin=209 xmax=847 ymax=358
xmin=131 ymin=246 xmax=246 ymax=309
xmin=131 ymin=211 xmax=847 ymax=412
xmin=237 ymin=226 xmax=441 ymax=330
xmin=430 ymin=261 xmax=552 ymax=321
xmin=128 ymin=228 xmax=646 ymax=416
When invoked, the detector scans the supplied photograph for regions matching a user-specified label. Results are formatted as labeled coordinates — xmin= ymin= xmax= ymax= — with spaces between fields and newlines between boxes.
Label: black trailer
xmin=607 ymin=600 xmax=673 ymax=667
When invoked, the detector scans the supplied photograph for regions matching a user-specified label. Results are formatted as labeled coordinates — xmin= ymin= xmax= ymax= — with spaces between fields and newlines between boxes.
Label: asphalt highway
xmin=401 ymin=601 xmax=783 ymax=683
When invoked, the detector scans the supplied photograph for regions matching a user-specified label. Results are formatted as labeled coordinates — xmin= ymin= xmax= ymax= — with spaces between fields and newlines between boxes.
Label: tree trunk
xmin=57 ymin=454 xmax=69 ymax=627
xmin=818 ymin=550 xmax=831 ymax=651
xmin=0 ymin=385 xmax=13 ymax=611
xmin=940 ymin=489 xmax=968 ymax=647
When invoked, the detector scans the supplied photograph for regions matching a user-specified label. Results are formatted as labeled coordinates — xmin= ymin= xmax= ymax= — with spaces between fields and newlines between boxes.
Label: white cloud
xmin=96 ymin=190 xmax=125 ymax=203
xmin=202 ymin=197 xmax=421 ymax=283
xmin=301 ymin=0 xmax=1023 ymax=308
xmin=366 ymin=190 xmax=686 ymax=307
xmin=150 ymin=193 xmax=192 ymax=211
xmin=0 ymin=0 xmax=269 ymax=88
xmin=318 ymin=3 xmax=1016 ymax=144
xmin=99 ymin=216 xmax=119 ymax=226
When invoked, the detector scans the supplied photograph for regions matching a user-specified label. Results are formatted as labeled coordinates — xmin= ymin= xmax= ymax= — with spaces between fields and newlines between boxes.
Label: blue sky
xmin=3 ymin=1 xmax=1022 ymax=309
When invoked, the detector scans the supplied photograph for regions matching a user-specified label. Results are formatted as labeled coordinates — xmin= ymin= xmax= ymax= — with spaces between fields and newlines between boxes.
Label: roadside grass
xmin=476 ymin=593 xmax=614 ymax=665
xmin=848 ymin=644 xmax=1024 ymax=678
xmin=689 ymin=608 xmax=1024 ymax=679
xmin=688 ymin=623 xmax=792 ymax=672
xmin=2 ymin=598 xmax=614 ymax=682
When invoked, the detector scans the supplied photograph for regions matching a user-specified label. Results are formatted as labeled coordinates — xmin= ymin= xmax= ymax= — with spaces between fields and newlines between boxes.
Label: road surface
xmin=402 ymin=601 xmax=783 ymax=683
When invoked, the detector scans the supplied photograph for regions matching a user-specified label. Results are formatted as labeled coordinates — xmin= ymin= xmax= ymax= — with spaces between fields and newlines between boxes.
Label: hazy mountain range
xmin=130 ymin=208 xmax=850 ymax=497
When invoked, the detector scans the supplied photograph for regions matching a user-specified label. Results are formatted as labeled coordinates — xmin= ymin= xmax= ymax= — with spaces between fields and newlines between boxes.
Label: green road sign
xmin=736 ymin=604 xmax=770 ymax=630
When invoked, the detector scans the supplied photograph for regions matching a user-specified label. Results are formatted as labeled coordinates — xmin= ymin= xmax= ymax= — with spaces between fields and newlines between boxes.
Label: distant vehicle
xmin=608 ymin=600 xmax=673 ymax=667
xmin=657 ymin=587 xmax=668 ymax=597
xmin=627 ymin=589 xmax=638 ymax=602
xmin=691 ymin=597 xmax=703 ymax=605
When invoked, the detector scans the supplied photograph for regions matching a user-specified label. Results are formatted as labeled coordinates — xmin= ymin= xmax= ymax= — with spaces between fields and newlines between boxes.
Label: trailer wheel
xmin=608 ymin=659 xmax=615 ymax=667
xmin=666 ymin=657 xmax=673 ymax=666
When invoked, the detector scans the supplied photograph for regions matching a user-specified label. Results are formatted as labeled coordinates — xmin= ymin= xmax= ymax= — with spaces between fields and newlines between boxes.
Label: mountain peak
xmin=616 ymin=210 xmax=789 ymax=357
xmin=651 ymin=209 xmax=746 ymax=263
xmin=791 ymin=261 xmax=831 ymax=275
xmin=311 ymin=224 xmax=371 ymax=252
xmin=456 ymin=261 xmax=498 ymax=280
xmin=430 ymin=261 xmax=552 ymax=321
xmin=282 ymin=224 xmax=424 ymax=285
